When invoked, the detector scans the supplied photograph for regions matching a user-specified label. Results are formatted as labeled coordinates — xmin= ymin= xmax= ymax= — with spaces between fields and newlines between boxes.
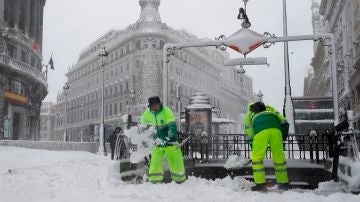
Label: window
xmin=10 ymin=80 xmax=24 ymax=95
xmin=356 ymin=85 xmax=360 ymax=102
xmin=352 ymin=90 xmax=356 ymax=104
xmin=7 ymin=43 xmax=16 ymax=58
xmin=21 ymin=50 xmax=28 ymax=63
xmin=135 ymin=40 xmax=141 ymax=50
xmin=31 ymin=56 xmax=36 ymax=67
xmin=160 ymin=40 xmax=165 ymax=49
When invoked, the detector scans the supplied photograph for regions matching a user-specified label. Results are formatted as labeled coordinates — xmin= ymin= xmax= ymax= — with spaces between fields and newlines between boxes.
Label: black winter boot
xmin=251 ymin=183 xmax=267 ymax=192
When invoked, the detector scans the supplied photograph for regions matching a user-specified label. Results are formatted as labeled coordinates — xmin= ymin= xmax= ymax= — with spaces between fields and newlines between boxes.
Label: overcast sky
xmin=42 ymin=0 xmax=314 ymax=111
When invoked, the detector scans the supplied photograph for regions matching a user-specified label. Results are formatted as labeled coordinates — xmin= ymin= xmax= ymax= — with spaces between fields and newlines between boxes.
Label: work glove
xmin=154 ymin=137 xmax=168 ymax=146
xmin=137 ymin=124 xmax=149 ymax=134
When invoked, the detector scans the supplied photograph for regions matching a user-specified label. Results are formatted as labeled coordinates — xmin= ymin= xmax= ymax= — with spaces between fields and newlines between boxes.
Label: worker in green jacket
xmin=244 ymin=101 xmax=289 ymax=191
xmin=140 ymin=96 xmax=186 ymax=183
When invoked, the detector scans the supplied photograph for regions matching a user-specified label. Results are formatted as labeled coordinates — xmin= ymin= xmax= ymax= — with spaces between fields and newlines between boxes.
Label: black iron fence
xmin=180 ymin=133 xmax=329 ymax=164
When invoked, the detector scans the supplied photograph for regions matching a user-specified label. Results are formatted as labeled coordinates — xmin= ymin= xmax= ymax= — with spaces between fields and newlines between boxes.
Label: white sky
xmin=42 ymin=0 xmax=315 ymax=111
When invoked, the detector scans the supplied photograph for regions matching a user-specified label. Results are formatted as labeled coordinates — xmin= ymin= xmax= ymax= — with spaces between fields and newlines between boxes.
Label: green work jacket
xmin=244 ymin=104 xmax=289 ymax=142
xmin=140 ymin=106 xmax=178 ymax=145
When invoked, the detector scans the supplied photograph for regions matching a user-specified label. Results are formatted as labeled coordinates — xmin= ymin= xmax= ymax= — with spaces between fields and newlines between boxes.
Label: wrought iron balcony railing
xmin=0 ymin=53 xmax=47 ymax=87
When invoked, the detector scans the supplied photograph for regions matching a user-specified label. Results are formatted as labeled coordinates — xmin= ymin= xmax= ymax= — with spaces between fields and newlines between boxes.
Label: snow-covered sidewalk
xmin=0 ymin=146 xmax=358 ymax=202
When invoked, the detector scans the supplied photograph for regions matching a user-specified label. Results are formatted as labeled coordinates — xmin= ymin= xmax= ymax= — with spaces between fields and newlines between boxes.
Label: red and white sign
xmin=225 ymin=28 xmax=265 ymax=55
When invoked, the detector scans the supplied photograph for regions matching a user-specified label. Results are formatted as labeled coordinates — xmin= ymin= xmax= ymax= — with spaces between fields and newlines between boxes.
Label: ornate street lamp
xmin=62 ymin=82 xmax=69 ymax=142
xmin=98 ymin=45 xmax=108 ymax=156
xmin=80 ymin=101 xmax=84 ymax=142
xmin=257 ymin=90 xmax=263 ymax=102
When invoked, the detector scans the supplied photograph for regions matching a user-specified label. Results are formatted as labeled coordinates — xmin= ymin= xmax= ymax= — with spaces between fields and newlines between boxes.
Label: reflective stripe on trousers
xmin=251 ymin=128 xmax=289 ymax=184
xmin=148 ymin=145 xmax=186 ymax=183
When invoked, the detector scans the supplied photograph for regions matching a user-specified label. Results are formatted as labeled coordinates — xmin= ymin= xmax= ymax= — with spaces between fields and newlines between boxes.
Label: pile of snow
xmin=224 ymin=155 xmax=251 ymax=169
xmin=1 ymin=146 xmax=360 ymax=202
xmin=338 ymin=156 xmax=360 ymax=192
xmin=317 ymin=180 xmax=347 ymax=193
xmin=123 ymin=125 xmax=157 ymax=163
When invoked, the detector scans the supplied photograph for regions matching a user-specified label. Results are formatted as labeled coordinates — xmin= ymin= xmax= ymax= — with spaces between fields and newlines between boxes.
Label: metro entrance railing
xmin=179 ymin=133 xmax=330 ymax=164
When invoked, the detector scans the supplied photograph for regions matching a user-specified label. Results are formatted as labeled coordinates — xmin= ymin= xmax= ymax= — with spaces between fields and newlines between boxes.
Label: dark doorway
xmin=12 ymin=113 xmax=20 ymax=140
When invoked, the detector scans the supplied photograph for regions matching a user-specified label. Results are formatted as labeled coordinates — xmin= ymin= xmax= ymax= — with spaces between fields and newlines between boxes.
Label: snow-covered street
xmin=0 ymin=146 xmax=359 ymax=202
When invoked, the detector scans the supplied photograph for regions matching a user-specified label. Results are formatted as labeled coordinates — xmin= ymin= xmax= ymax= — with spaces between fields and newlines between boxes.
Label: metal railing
xmin=179 ymin=133 xmax=329 ymax=164
xmin=0 ymin=53 xmax=47 ymax=87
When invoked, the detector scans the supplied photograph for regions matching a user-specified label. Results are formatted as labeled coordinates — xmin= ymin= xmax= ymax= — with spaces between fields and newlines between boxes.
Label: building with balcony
xmin=0 ymin=0 xmax=48 ymax=140
xmin=53 ymin=0 xmax=254 ymax=142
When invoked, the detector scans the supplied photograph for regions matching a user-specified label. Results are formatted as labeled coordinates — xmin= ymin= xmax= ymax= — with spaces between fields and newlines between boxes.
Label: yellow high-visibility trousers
xmin=148 ymin=145 xmax=186 ymax=183
xmin=251 ymin=128 xmax=288 ymax=184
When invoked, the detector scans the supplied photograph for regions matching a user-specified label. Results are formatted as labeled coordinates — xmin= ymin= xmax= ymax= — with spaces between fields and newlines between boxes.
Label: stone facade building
xmin=306 ymin=0 xmax=359 ymax=121
xmin=0 ymin=0 xmax=48 ymax=140
xmin=347 ymin=1 xmax=360 ymax=127
xmin=54 ymin=0 xmax=254 ymax=142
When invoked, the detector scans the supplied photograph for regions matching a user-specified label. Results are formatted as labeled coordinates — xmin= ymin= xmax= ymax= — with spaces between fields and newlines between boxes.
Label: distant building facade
xmin=0 ymin=0 xmax=48 ymax=140
xmin=306 ymin=0 xmax=360 ymax=121
xmin=40 ymin=102 xmax=55 ymax=141
xmin=54 ymin=0 xmax=254 ymax=141
xmin=347 ymin=1 xmax=360 ymax=127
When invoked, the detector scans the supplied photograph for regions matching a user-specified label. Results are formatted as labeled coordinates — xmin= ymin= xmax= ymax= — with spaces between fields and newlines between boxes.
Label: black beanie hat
xmin=250 ymin=102 xmax=266 ymax=113
xmin=148 ymin=96 xmax=161 ymax=105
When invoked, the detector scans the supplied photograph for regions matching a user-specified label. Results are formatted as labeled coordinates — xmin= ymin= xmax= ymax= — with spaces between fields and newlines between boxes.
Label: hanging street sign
xmin=223 ymin=57 xmax=268 ymax=66
xmin=224 ymin=28 xmax=266 ymax=55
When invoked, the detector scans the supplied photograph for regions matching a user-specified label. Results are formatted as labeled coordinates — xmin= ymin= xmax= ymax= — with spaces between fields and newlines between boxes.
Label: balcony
xmin=0 ymin=22 xmax=40 ymax=56
xmin=0 ymin=53 xmax=47 ymax=87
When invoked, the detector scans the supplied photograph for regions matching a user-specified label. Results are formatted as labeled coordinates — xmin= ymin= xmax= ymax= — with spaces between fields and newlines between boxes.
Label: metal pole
xmin=265 ymin=34 xmax=339 ymax=124
xmin=162 ymin=45 xmax=169 ymax=106
xmin=176 ymin=73 xmax=181 ymax=129
xmin=282 ymin=0 xmax=295 ymax=134
xmin=98 ymin=46 xmax=108 ymax=156
xmin=64 ymin=92 xmax=67 ymax=142
xmin=328 ymin=34 xmax=339 ymax=125
xmin=163 ymin=40 xmax=224 ymax=105
xmin=80 ymin=102 xmax=84 ymax=142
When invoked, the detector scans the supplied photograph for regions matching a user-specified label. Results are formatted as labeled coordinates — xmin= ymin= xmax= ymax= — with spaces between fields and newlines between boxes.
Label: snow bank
xmin=1 ymin=146 xmax=359 ymax=202
xmin=224 ymin=155 xmax=251 ymax=169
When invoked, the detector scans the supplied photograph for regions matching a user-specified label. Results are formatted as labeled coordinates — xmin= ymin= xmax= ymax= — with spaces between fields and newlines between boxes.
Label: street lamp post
xmin=80 ymin=101 xmax=84 ymax=142
xmin=62 ymin=82 xmax=69 ymax=142
xmin=130 ymin=87 xmax=135 ymax=116
xmin=176 ymin=73 xmax=181 ymax=129
xmin=55 ymin=111 xmax=60 ymax=141
xmin=98 ymin=45 xmax=108 ymax=156
xmin=282 ymin=0 xmax=295 ymax=134
xmin=257 ymin=90 xmax=263 ymax=102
